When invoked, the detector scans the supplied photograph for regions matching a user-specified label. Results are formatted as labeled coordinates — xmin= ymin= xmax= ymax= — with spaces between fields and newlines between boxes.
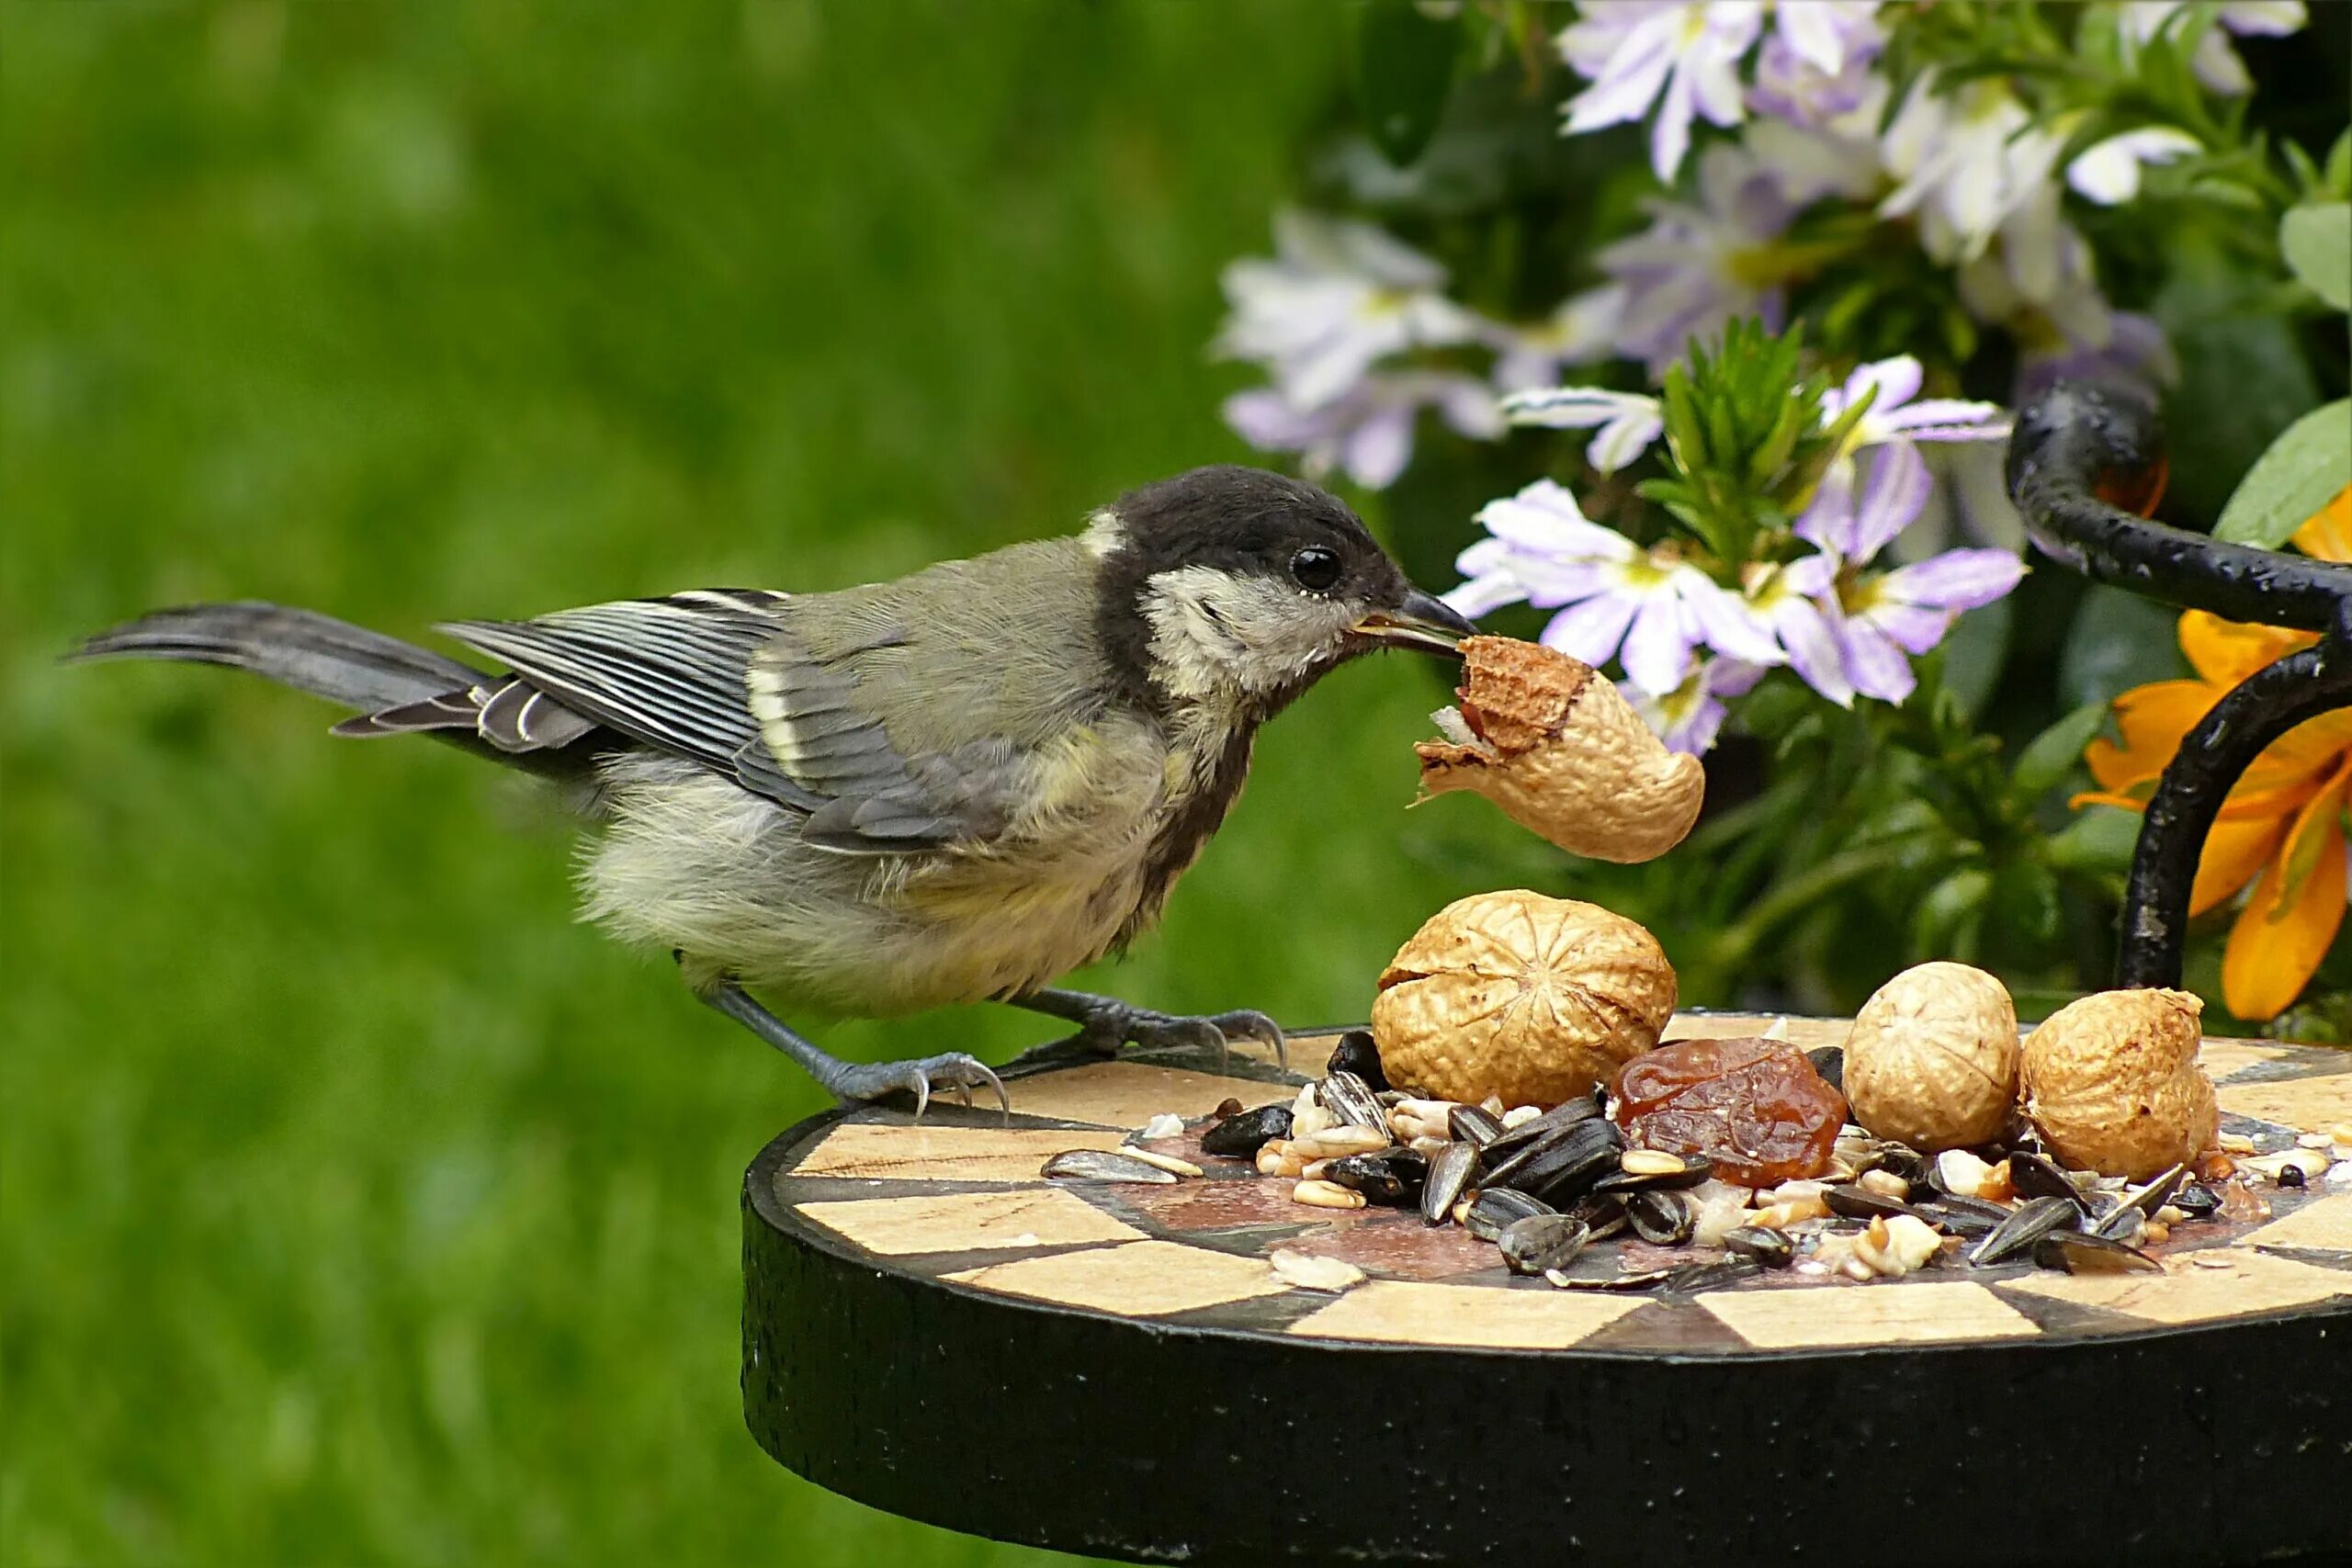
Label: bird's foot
xmin=819 ymin=1053 xmax=1010 ymax=1121
xmin=1015 ymin=989 xmax=1286 ymax=1071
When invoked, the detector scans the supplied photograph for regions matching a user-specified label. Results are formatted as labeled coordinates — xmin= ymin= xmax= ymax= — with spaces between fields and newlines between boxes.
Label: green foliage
xmin=2279 ymin=200 xmax=2352 ymax=310
xmin=2213 ymin=399 xmax=2352 ymax=547
xmin=1637 ymin=321 xmax=1861 ymax=565
xmin=1353 ymin=0 xmax=1462 ymax=168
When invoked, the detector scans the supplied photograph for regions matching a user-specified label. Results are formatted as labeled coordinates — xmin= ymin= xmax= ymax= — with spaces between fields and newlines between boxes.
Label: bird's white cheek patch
xmin=1139 ymin=567 xmax=1359 ymax=700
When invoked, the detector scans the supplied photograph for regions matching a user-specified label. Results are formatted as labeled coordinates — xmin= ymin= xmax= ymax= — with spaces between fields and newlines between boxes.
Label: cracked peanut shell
xmin=1372 ymin=889 xmax=1678 ymax=1108
xmin=1415 ymin=637 xmax=1704 ymax=863
xmin=2020 ymin=987 xmax=2218 ymax=1180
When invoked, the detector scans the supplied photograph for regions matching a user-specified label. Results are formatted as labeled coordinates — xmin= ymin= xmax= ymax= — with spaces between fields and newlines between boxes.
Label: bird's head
xmin=1087 ymin=465 xmax=1474 ymax=714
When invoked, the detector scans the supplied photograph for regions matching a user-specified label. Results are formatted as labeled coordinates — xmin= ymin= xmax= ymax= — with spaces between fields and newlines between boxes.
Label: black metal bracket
xmin=2005 ymin=382 xmax=2352 ymax=990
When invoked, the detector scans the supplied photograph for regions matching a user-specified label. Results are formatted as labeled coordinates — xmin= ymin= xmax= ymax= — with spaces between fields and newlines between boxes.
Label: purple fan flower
xmin=1444 ymin=479 xmax=1783 ymax=694
xmin=1819 ymin=355 xmax=2010 ymax=464
xmin=1487 ymin=285 xmax=1625 ymax=392
xmin=1787 ymin=443 xmax=2026 ymax=705
xmin=1225 ymin=373 xmax=1501 ymax=491
xmin=1748 ymin=5 xmax=1884 ymax=127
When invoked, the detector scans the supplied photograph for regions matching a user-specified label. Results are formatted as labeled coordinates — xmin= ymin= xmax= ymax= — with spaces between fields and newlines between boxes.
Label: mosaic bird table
xmin=742 ymin=387 xmax=2352 ymax=1567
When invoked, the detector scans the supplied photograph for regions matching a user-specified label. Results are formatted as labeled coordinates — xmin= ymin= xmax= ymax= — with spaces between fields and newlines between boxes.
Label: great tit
xmin=77 ymin=466 xmax=1474 ymax=1111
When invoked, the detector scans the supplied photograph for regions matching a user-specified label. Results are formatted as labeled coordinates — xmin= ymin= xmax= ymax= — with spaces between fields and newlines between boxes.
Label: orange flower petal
xmin=2222 ymin=772 xmax=2350 ymax=1021
xmin=2192 ymin=815 xmax=2290 ymax=915
xmin=2086 ymin=681 xmax=2221 ymax=790
xmin=2178 ymin=610 xmax=2312 ymax=688
xmin=2290 ymin=483 xmax=2352 ymax=564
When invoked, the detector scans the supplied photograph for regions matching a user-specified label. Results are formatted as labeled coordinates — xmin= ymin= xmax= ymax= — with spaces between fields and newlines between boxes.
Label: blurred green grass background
xmin=1 ymin=4 xmax=1546 ymax=1562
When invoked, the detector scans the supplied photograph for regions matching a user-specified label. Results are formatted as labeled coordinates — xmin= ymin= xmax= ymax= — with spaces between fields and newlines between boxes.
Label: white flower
xmin=2065 ymin=127 xmax=2202 ymax=205
xmin=1215 ymin=210 xmax=1482 ymax=411
xmin=1558 ymin=1 xmax=1765 ymax=182
xmin=1596 ymin=141 xmax=1797 ymax=370
xmin=1819 ymin=355 xmax=2010 ymax=455
xmin=1498 ymin=386 xmax=1666 ymax=475
xmin=1878 ymin=74 xmax=2064 ymax=263
xmin=1223 ymin=373 xmax=1501 ymax=491
xmin=1632 ymin=653 xmax=1769 ymax=753
xmin=1444 ymin=479 xmax=1783 ymax=694
xmin=2122 ymin=2 xmax=2306 ymax=94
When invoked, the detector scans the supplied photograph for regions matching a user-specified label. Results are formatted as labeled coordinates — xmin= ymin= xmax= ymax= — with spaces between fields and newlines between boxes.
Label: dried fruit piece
xmin=1372 ymin=890 xmax=1677 ymax=1107
xmin=1843 ymin=962 xmax=2018 ymax=1152
xmin=2020 ymin=988 xmax=2218 ymax=1180
xmin=1414 ymin=637 xmax=1704 ymax=863
xmin=1609 ymin=1037 xmax=1848 ymax=1187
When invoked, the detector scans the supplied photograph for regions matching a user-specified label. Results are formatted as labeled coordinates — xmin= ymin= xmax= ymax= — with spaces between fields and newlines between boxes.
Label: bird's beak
xmin=1351 ymin=589 xmax=1476 ymax=656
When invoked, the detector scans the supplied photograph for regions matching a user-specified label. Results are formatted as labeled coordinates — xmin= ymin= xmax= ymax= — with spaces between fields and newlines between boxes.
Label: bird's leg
xmin=1011 ymin=988 xmax=1286 ymax=1071
xmin=696 ymin=975 xmax=1007 ymax=1121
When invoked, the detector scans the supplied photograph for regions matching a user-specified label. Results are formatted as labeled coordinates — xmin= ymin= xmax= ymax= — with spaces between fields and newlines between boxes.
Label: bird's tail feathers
xmin=73 ymin=601 xmax=490 ymax=716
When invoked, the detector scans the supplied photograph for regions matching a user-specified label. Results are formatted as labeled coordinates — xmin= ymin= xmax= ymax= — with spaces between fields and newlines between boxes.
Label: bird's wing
xmin=438 ymin=591 xmax=826 ymax=810
xmin=443 ymin=590 xmax=1030 ymax=852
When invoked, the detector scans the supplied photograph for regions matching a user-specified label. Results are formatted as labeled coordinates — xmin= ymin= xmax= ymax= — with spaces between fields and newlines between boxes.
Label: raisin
xmin=1609 ymin=1037 xmax=1849 ymax=1187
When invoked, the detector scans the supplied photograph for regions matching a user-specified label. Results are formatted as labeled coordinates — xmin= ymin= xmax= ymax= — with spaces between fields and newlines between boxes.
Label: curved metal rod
xmin=2119 ymin=646 xmax=2352 ymax=988
xmin=2005 ymin=383 xmax=2352 ymax=633
xmin=2007 ymin=380 xmax=2352 ymax=990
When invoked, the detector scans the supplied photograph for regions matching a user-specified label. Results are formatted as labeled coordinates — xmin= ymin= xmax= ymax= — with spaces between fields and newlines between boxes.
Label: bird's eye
xmin=1289 ymin=546 xmax=1342 ymax=593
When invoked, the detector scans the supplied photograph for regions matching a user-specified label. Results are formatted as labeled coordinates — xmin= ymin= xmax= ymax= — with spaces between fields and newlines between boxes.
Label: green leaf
xmin=1937 ymin=598 xmax=2011 ymax=720
xmin=2009 ymin=702 xmax=2110 ymax=805
xmin=2154 ymin=231 xmax=2324 ymax=520
xmin=2213 ymin=398 xmax=2352 ymax=547
xmin=1353 ymin=0 xmax=1460 ymax=169
xmin=1913 ymin=866 xmax=1992 ymax=957
xmin=2046 ymin=806 xmax=2144 ymax=875
xmin=2058 ymin=585 xmax=2190 ymax=709
xmin=2280 ymin=202 xmax=2352 ymax=311
xmin=1989 ymin=860 xmax=2063 ymax=950
xmin=2325 ymin=129 xmax=2350 ymax=198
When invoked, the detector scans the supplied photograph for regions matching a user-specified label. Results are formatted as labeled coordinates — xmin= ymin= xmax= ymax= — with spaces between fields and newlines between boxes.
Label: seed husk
xmin=1482 ymin=1115 xmax=1623 ymax=1201
xmin=1499 ymin=1213 xmax=1591 ymax=1275
xmin=1480 ymin=1096 xmax=1601 ymax=1164
xmin=1319 ymin=1070 xmax=1389 ymax=1134
xmin=1042 ymin=1149 xmax=1180 ymax=1184
xmin=1448 ymin=1104 xmax=1507 ymax=1148
xmin=1625 ymin=1189 xmax=1695 ymax=1246
xmin=1722 ymin=1225 xmax=1794 ymax=1268
xmin=2009 ymin=1150 xmax=2095 ymax=1213
xmin=1324 ymin=1030 xmax=1389 ymax=1093
xmin=1968 ymin=1195 xmax=2082 ymax=1267
xmin=1912 ymin=1193 xmax=2008 ymax=1238
xmin=1421 ymin=1140 xmax=1479 ymax=1227
xmin=1464 ymin=1187 xmax=1555 ymax=1242
xmin=1326 ymin=1147 xmax=1427 ymax=1205
xmin=1269 ymin=1249 xmax=1364 ymax=1291
xmin=1566 ymin=1190 xmax=1631 ymax=1241
xmin=1203 ymin=1103 xmax=1294 ymax=1158
xmin=1119 ymin=1147 xmax=1203 ymax=1178
xmin=2034 ymin=1230 xmax=2161 ymax=1274
xmin=1804 ymin=1045 xmax=1845 ymax=1095
xmin=1823 ymin=1183 xmax=1913 ymax=1222
xmin=2170 ymin=1181 xmax=2222 ymax=1220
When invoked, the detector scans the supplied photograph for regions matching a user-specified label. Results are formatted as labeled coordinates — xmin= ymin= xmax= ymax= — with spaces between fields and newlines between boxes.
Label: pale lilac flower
xmin=1444 ymin=479 xmax=1783 ymax=693
xmin=1488 ymin=286 xmax=1626 ymax=391
xmin=1748 ymin=6 xmax=1884 ymax=127
xmin=1878 ymin=74 xmax=2064 ymax=263
xmin=1740 ymin=558 xmax=1855 ymax=705
xmin=1596 ymin=142 xmax=1795 ymax=370
xmin=2122 ymin=2 xmax=2306 ymax=95
xmin=1789 ymin=444 xmax=2027 ymax=704
xmin=1954 ymin=203 xmax=2177 ymax=404
xmin=1818 ymin=355 xmax=2010 ymax=460
xmin=2065 ymin=127 xmax=2202 ymax=205
xmin=1215 ymin=211 xmax=1482 ymax=411
xmin=1634 ymin=654 xmax=1769 ymax=753
xmin=1498 ymin=386 xmax=1665 ymax=475
xmin=1558 ymin=2 xmax=1764 ymax=182
xmin=1224 ymin=373 xmax=1502 ymax=491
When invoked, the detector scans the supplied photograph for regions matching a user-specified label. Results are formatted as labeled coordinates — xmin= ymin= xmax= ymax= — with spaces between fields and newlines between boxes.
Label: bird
xmin=74 ymin=465 xmax=1475 ymax=1114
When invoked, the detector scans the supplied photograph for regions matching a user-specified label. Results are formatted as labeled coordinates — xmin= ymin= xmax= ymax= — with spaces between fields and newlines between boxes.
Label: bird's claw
xmin=1077 ymin=1003 xmax=1287 ymax=1071
xmin=827 ymin=1053 xmax=1010 ymax=1122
